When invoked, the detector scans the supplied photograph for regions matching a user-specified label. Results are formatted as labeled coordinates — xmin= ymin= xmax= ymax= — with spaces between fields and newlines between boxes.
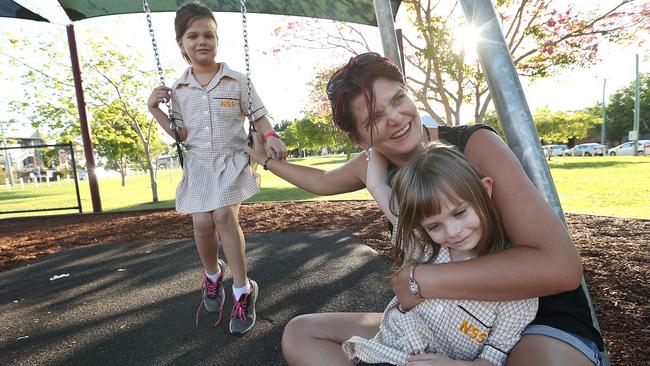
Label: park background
xmin=0 ymin=1 xmax=649 ymax=365
xmin=1 ymin=0 xmax=648 ymax=219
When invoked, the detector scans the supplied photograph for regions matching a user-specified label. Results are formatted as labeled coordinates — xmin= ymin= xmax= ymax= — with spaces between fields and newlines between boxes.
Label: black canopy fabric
xmin=58 ymin=0 xmax=401 ymax=26
xmin=0 ymin=0 xmax=49 ymax=22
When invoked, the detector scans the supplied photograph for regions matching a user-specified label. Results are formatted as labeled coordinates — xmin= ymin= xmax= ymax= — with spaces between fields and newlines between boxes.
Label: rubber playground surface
xmin=0 ymin=231 xmax=393 ymax=365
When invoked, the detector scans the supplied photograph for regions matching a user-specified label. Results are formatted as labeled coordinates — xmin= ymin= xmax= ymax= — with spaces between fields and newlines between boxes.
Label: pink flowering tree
xmin=273 ymin=0 xmax=649 ymax=126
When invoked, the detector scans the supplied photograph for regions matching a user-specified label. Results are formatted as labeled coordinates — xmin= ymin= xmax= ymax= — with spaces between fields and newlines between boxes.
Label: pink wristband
xmin=263 ymin=130 xmax=279 ymax=141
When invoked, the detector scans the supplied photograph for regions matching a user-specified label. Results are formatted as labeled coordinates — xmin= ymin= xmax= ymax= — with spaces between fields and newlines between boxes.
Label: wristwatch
xmin=409 ymin=263 xmax=426 ymax=299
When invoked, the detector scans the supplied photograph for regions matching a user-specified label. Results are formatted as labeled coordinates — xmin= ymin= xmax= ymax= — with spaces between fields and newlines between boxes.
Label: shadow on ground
xmin=0 ymin=231 xmax=393 ymax=366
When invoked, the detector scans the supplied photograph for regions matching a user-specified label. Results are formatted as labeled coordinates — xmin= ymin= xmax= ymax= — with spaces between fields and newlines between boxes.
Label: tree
xmin=4 ymin=32 xmax=167 ymax=201
xmin=481 ymin=110 xmax=505 ymax=140
xmin=303 ymin=67 xmax=357 ymax=158
xmin=274 ymin=1 xmax=649 ymax=126
xmin=405 ymin=0 xmax=648 ymax=125
xmin=92 ymin=101 xmax=141 ymax=186
xmin=605 ymin=73 xmax=649 ymax=143
xmin=533 ymin=107 xmax=600 ymax=145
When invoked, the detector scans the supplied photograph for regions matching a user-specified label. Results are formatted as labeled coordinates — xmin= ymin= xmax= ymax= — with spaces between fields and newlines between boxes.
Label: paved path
xmin=0 ymin=231 xmax=393 ymax=366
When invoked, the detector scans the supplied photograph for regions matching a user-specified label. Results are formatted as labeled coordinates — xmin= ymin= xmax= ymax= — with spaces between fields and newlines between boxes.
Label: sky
xmin=1 ymin=0 xmax=648 ymax=139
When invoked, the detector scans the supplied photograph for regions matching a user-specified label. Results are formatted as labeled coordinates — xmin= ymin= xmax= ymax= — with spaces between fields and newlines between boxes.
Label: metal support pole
xmin=0 ymin=121 xmax=15 ymax=186
xmin=373 ymin=0 xmax=403 ymax=72
xmin=601 ymin=79 xmax=607 ymax=146
xmin=396 ymin=28 xmax=406 ymax=76
xmin=633 ymin=54 xmax=640 ymax=155
xmin=458 ymin=1 xmax=610 ymax=365
xmin=66 ymin=24 xmax=102 ymax=212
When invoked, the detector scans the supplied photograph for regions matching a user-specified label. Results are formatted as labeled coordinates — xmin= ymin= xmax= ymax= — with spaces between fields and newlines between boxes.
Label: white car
xmin=543 ymin=144 xmax=568 ymax=157
xmin=563 ymin=143 xmax=607 ymax=156
xmin=607 ymin=140 xmax=650 ymax=156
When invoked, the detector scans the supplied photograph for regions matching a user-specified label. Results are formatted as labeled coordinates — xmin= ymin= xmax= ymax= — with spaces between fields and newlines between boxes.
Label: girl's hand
xmin=367 ymin=149 xmax=397 ymax=225
xmin=367 ymin=149 xmax=389 ymax=186
xmin=148 ymin=85 xmax=172 ymax=111
xmin=265 ymin=135 xmax=288 ymax=161
xmin=243 ymin=132 xmax=270 ymax=165
xmin=407 ymin=353 xmax=492 ymax=365
xmin=407 ymin=353 xmax=450 ymax=365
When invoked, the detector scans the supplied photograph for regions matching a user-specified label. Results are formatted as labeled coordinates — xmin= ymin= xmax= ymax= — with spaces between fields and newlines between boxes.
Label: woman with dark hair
xmin=244 ymin=52 xmax=603 ymax=365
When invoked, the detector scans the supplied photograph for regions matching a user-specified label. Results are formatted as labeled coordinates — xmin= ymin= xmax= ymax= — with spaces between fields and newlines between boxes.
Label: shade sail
xmin=0 ymin=0 xmax=49 ymax=22
xmin=58 ymin=0 xmax=401 ymax=25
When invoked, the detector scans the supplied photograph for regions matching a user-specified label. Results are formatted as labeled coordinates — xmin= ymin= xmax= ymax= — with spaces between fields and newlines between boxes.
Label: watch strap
xmin=409 ymin=263 xmax=426 ymax=299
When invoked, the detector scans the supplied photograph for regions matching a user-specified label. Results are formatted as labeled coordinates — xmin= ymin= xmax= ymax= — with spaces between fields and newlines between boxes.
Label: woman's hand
xmin=392 ymin=264 xmax=424 ymax=310
xmin=265 ymin=134 xmax=288 ymax=161
xmin=243 ymin=132 xmax=269 ymax=165
xmin=147 ymin=85 xmax=171 ymax=112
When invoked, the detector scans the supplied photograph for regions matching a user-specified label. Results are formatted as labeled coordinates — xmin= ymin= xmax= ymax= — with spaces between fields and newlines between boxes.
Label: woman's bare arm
xmin=244 ymin=134 xmax=367 ymax=195
xmin=395 ymin=129 xmax=582 ymax=306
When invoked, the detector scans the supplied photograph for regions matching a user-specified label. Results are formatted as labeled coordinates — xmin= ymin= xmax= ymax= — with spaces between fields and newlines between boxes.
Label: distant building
xmin=1 ymin=130 xmax=54 ymax=182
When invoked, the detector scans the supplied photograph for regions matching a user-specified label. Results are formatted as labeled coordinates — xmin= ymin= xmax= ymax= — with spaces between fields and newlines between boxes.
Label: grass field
xmin=1 ymin=155 xmax=648 ymax=219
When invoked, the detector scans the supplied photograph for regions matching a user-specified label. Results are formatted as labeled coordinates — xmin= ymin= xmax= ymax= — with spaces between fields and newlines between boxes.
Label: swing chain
xmin=240 ymin=0 xmax=255 ymax=139
xmin=142 ymin=0 xmax=184 ymax=167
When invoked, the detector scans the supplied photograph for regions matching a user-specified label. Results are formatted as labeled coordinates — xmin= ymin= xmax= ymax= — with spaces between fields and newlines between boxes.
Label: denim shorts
xmin=522 ymin=324 xmax=604 ymax=366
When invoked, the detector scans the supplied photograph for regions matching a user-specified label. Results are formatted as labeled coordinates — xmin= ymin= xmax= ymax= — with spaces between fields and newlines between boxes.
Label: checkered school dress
xmin=342 ymin=246 xmax=538 ymax=366
xmin=170 ymin=63 xmax=265 ymax=213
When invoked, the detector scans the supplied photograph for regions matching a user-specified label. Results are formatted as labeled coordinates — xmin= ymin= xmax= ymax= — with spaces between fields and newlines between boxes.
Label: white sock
xmin=205 ymin=266 xmax=222 ymax=283
xmin=232 ymin=281 xmax=251 ymax=300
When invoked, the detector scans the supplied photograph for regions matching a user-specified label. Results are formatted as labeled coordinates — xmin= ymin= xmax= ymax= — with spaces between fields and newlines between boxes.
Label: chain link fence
xmin=0 ymin=142 xmax=82 ymax=215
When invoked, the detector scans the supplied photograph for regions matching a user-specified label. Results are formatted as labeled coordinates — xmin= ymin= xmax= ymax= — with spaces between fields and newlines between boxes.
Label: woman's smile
xmin=390 ymin=121 xmax=412 ymax=140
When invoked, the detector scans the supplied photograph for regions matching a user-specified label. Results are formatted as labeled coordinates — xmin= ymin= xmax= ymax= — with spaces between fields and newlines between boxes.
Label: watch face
xmin=409 ymin=280 xmax=418 ymax=294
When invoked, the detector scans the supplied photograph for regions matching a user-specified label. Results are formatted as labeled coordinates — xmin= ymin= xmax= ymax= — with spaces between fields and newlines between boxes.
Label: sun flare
xmin=455 ymin=25 xmax=481 ymax=61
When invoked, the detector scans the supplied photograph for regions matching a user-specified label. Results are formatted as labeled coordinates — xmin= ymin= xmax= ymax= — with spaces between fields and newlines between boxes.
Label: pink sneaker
xmin=195 ymin=259 xmax=226 ymax=326
xmin=229 ymin=279 xmax=258 ymax=334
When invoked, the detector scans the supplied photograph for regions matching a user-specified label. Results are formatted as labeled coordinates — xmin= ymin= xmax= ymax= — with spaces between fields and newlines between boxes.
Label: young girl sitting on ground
xmin=343 ymin=142 xmax=537 ymax=366
xmin=147 ymin=2 xmax=286 ymax=334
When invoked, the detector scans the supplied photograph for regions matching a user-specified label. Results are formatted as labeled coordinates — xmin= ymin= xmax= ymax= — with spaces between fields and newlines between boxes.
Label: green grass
xmin=547 ymin=156 xmax=650 ymax=218
xmin=1 ymin=155 xmax=648 ymax=219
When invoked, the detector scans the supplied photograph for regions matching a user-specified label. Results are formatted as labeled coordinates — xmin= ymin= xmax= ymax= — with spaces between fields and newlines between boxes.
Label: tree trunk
xmin=142 ymin=142 xmax=158 ymax=203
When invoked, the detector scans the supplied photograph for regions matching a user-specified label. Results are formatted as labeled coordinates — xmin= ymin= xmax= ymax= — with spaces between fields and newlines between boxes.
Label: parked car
xmin=563 ymin=143 xmax=606 ymax=156
xmin=543 ymin=144 xmax=568 ymax=157
xmin=607 ymin=140 xmax=650 ymax=156
xmin=78 ymin=170 xmax=88 ymax=180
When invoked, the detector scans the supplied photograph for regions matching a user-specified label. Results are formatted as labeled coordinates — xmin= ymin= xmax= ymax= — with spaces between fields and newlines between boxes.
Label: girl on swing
xmin=147 ymin=1 xmax=287 ymax=334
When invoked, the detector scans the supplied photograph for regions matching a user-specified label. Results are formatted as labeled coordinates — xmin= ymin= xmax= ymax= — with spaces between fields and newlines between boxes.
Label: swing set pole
xmin=66 ymin=24 xmax=102 ymax=213
xmin=372 ymin=0 xmax=403 ymax=73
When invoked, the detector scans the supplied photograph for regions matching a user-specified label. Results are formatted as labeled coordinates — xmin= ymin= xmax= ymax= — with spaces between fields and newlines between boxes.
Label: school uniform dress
xmin=342 ymin=247 xmax=538 ymax=366
xmin=170 ymin=63 xmax=266 ymax=213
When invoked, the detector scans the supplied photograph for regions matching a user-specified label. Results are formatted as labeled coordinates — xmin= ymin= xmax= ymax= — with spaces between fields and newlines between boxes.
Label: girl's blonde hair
xmin=389 ymin=142 xmax=507 ymax=268
xmin=175 ymin=1 xmax=218 ymax=64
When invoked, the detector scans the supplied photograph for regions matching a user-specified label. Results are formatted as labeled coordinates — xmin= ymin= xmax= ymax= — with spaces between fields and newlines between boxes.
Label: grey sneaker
xmin=229 ymin=279 xmax=258 ymax=334
xmin=195 ymin=259 xmax=226 ymax=326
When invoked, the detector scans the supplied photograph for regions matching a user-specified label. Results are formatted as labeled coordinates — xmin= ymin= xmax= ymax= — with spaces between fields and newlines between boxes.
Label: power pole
xmin=633 ymin=54 xmax=640 ymax=155
xmin=600 ymin=78 xmax=607 ymax=146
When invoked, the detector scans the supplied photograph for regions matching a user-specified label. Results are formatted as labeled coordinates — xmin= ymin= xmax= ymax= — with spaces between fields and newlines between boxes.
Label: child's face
xmin=178 ymin=17 xmax=218 ymax=65
xmin=419 ymin=195 xmax=482 ymax=255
